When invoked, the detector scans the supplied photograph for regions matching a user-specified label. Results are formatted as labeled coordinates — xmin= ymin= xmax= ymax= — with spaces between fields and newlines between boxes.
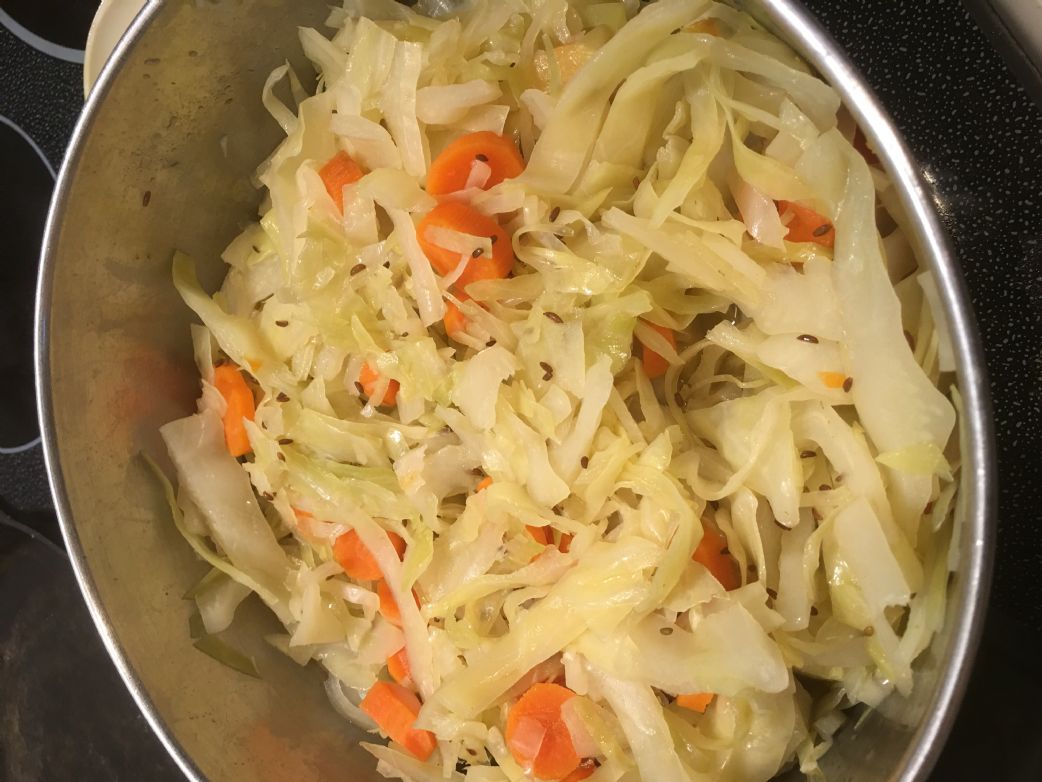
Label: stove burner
xmin=0 ymin=116 xmax=53 ymax=453
xmin=0 ymin=0 xmax=98 ymax=62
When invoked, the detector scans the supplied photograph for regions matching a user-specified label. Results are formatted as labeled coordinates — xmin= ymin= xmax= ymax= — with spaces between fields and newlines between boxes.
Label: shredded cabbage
xmin=159 ymin=2 xmax=961 ymax=780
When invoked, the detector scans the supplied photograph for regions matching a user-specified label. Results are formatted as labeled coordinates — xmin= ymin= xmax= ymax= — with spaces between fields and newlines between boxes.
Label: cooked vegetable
xmin=360 ymin=681 xmax=437 ymax=761
xmin=506 ymin=683 xmax=584 ymax=780
xmin=161 ymin=2 xmax=960 ymax=780
xmin=212 ymin=364 xmax=255 ymax=457
xmin=426 ymin=131 xmax=525 ymax=195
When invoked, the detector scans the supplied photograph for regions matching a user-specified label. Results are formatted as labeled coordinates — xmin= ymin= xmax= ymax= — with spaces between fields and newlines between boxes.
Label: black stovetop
xmin=1 ymin=1 xmax=1040 ymax=780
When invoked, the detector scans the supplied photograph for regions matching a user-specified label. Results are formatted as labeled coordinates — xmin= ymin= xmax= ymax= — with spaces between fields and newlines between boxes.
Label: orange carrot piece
xmin=476 ymin=476 xmax=493 ymax=492
xmin=377 ymin=581 xmax=419 ymax=627
xmin=777 ymin=200 xmax=835 ymax=247
xmin=506 ymin=682 xmax=583 ymax=781
xmin=427 ymin=131 xmax=525 ymax=196
xmin=319 ymin=151 xmax=365 ymax=213
xmin=359 ymin=681 xmax=437 ymax=761
xmin=562 ymin=761 xmax=598 ymax=782
xmin=818 ymin=371 xmax=847 ymax=389
xmin=557 ymin=533 xmax=574 ymax=554
xmin=692 ymin=524 xmax=740 ymax=591
xmin=359 ymin=362 xmax=399 ymax=407
xmin=676 ymin=692 xmax=715 ymax=713
xmin=444 ymin=300 xmax=469 ymax=340
xmin=212 ymin=364 xmax=256 ymax=457
xmin=639 ymin=321 xmax=677 ymax=380
xmin=333 ymin=529 xmax=406 ymax=581
xmin=526 ymin=525 xmax=552 ymax=546
xmin=687 ymin=18 xmax=721 ymax=35
xmin=387 ymin=647 xmax=412 ymax=688
xmin=417 ymin=201 xmax=514 ymax=294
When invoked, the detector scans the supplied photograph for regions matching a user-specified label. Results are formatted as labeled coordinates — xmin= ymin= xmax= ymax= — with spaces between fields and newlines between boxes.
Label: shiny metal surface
xmin=36 ymin=1 xmax=994 ymax=781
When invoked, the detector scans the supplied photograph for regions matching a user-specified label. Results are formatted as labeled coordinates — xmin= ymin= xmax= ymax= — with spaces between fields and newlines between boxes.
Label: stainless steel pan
xmin=35 ymin=1 xmax=994 ymax=779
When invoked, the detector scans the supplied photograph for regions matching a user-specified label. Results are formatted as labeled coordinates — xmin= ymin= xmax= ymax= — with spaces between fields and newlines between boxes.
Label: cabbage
xmin=160 ymin=2 xmax=959 ymax=779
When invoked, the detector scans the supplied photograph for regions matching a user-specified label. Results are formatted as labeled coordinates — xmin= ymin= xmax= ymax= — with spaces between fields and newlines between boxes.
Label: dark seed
xmin=659 ymin=627 xmax=674 ymax=636
xmin=813 ymin=223 xmax=833 ymax=237
xmin=251 ymin=245 xmax=260 ymax=253
xmin=674 ymin=392 xmax=686 ymax=409
xmin=864 ymin=626 xmax=875 ymax=636
xmin=276 ymin=452 xmax=286 ymax=462
xmin=544 ymin=311 xmax=563 ymax=324
xmin=486 ymin=338 xmax=497 ymax=347
xmin=549 ymin=206 xmax=561 ymax=222
xmin=580 ymin=456 xmax=590 ymax=469
xmin=475 ymin=153 xmax=489 ymax=162
xmin=275 ymin=320 xmax=288 ymax=327
xmin=276 ymin=392 xmax=290 ymax=402
xmin=797 ymin=334 xmax=819 ymax=344
xmin=142 ymin=190 xmax=152 ymax=207
xmin=819 ymin=484 xmax=831 ymax=492
xmin=277 ymin=438 xmax=293 ymax=445
xmin=766 ymin=587 xmax=778 ymax=600
xmin=842 ymin=376 xmax=853 ymax=392
xmin=350 ymin=263 xmax=366 ymax=276
xmin=810 ymin=605 xmax=819 ymax=616
xmin=471 ymin=247 xmax=484 ymax=259
xmin=490 ymin=234 xmax=498 ymax=244
xmin=800 ymin=450 xmax=815 ymax=458
xmin=354 ymin=382 xmax=365 ymax=394
xmin=540 ymin=361 xmax=554 ymax=381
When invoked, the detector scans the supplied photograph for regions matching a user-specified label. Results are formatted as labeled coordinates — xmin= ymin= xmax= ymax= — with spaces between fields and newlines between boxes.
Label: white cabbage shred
xmin=158 ymin=1 xmax=960 ymax=780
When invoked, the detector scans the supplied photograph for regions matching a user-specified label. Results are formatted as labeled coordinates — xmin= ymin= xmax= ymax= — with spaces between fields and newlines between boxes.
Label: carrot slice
xmin=777 ymin=200 xmax=835 ymax=247
xmin=692 ymin=524 xmax=740 ymax=591
xmin=426 ymin=131 xmax=524 ymax=196
xmin=526 ymin=525 xmax=552 ymax=546
xmin=417 ymin=202 xmax=514 ymax=294
xmin=818 ymin=371 xmax=846 ymax=389
xmin=562 ymin=760 xmax=598 ymax=782
xmin=359 ymin=681 xmax=437 ymax=761
xmin=377 ymin=581 xmax=419 ymax=627
xmin=676 ymin=692 xmax=715 ymax=713
xmin=359 ymin=362 xmax=399 ymax=407
xmin=319 ymin=151 xmax=365 ymax=213
xmin=212 ymin=364 xmax=256 ymax=457
xmin=476 ymin=476 xmax=493 ymax=492
xmin=387 ymin=647 xmax=412 ymax=688
xmin=639 ymin=321 xmax=676 ymax=380
xmin=505 ymin=682 xmax=583 ymax=781
xmin=444 ymin=301 xmax=469 ymax=340
xmin=557 ymin=533 xmax=574 ymax=554
xmin=333 ymin=529 xmax=406 ymax=581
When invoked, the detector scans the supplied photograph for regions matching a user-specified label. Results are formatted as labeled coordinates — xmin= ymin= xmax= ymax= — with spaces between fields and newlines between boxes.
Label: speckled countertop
xmin=2 ymin=0 xmax=1041 ymax=779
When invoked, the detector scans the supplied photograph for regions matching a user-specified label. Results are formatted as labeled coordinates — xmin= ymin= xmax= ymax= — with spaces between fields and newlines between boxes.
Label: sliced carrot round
xmin=359 ymin=680 xmax=437 ymax=761
xmin=505 ymin=682 xmax=582 ymax=781
xmin=319 ymin=151 xmax=365 ymax=213
xmin=639 ymin=321 xmax=677 ymax=380
xmin=676 ymin=692 xmax=715 ymax=713
xmin=213 ymin=364 xmax=256 ymax=457
xmin=692 ymin=523 xmax=740 ymax=591
xmin=387 ymin=647 xmax=412 ymax=688
xmin=377 ymin=581 xmax=419 ymax=627
xmin=333 ymin=528 xmax=406 ymax=581
xmin=777 ymin=200 xmax=835 ymax=248
xmin=427 ymin=131 xmax=525 ymax=195
xmin=359 ymin=362 xmax=399 ymax=407
xmin=417 ymin=201 xmax=514 ymax=293
xmin=443 ymin=300 xmax=469 ymax=340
